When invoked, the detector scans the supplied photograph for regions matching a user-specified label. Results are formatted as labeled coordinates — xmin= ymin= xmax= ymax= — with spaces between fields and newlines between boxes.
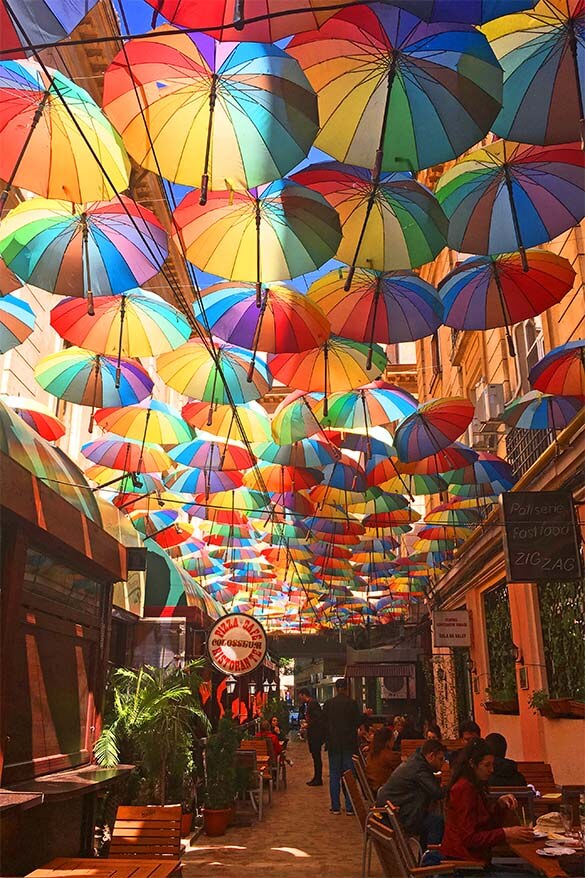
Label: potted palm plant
xmin=203 ymin=716 xmax=239 ymax=836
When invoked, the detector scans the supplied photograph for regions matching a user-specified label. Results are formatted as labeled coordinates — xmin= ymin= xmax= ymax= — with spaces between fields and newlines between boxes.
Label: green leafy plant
xmin=486 ymin=685 xmax=518 ymax=703
xmin=94 ymin=660 xmax=209 ymax=806
xmin=528 ymin=689 xmax=551 ymax=712
xmin=262 ymin=697 xmax=290 ymax=733
xmin=204 ymin=715 xmax=240 ymax=810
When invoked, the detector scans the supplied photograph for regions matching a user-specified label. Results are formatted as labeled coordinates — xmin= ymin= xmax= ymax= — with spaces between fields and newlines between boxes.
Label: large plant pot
xmin=484 ymin=699 xmax=519 ymax=715
xmin=181 ymin=811 xmax=193 ymax=836
xmin=539 ymin=699 xmax=585 ymax=719
xmin=203 ymin=807 xmax=231 ymax=837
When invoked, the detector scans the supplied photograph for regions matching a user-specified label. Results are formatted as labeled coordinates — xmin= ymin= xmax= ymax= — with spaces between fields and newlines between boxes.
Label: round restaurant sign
xmin=207 ymin=613 xmax=267 ymax=676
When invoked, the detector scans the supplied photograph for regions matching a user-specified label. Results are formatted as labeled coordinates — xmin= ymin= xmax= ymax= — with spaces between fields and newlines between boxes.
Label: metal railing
xmin=505 ymin=426 xmax=556 ymax=479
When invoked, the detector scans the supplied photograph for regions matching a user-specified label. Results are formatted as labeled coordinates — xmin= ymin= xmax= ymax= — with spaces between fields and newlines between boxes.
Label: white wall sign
xmin=432 ymin=610 xmax=471 ymax=648
xmin=207 ymin=613 xmax=267 ymax=676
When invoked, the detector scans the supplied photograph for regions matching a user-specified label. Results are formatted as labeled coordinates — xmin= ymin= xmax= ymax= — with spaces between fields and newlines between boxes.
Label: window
xmin=430 ymin=331 xmax=441 ymax=375
xmin=538 ymin=578 xmax=585 ymax=699
xmin=513 ymin=318 xmax=544 ymax=394
xmin=483 ymin=583 xmax=518 ymax=704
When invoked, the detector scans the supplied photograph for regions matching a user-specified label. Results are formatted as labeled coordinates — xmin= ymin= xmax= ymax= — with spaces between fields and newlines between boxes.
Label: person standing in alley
xmin=298 ymin=687 xmax=325 ymax=786
xmin=323 ymin=678 xmax=361 ymax=814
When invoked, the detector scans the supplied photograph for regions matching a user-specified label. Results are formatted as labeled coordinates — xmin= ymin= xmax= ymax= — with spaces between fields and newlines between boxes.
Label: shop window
xmin=483 ymin=583 xmax=518 ymax=703
xmin=537 ymin=578 xmax=585 ymax=699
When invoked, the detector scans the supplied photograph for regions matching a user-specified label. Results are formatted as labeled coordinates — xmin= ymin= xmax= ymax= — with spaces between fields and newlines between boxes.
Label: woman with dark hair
xmin=426 ymin=724 xmax=442 ymax=741
xmin=441 ymin=739 xmax=534 ymax=866
xmin=365 ymin=726 xmax=396 ymax=792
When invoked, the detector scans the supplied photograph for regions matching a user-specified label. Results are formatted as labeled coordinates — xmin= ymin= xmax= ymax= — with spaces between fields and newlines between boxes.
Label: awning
xmin=144 ymin=541 xmax=224 ymax=622
xmin=346 ymin=663 xmax=416 ymax=678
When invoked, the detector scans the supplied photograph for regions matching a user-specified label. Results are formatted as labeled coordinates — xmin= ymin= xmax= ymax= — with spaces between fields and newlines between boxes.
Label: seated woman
xmin=257 ymin=719 xmax=282 ymax=758
xmin=365 ymin=727 xmax=396 ymax=792
xmin=441 ymin=739 xmax=534 ymax=867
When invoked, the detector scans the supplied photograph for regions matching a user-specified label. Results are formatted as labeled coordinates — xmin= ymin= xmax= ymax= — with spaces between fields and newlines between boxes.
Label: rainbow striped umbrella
xmin=81 ymin=436 xmax=172 ymax=473
xmin=165 ymin=466 xmax=243 ymax=496
xmin=169 ymin=438 xmax=255 ymax=471
xmin=288 ymin=4 xmax=502 ymax=173
xmin=395 ymin=398 xmax=475 ymax=462
xmin=174 ymin=180 xmax=341 ymax=302
xmin=529 ymin=339 xmax=585 ymax=398
xmin=1 ymin=0 xmax=98 ymax=58
xmin=271 ymin=390 xmax=322 ymax=445
xmin=103 ymin=30 xmax=318 ymax=197
xmin=94 ymin=400 xmax=194 ymax=448
xmin=35 ymin=347 xmax=153 ymax=419
xmin=436 ymin=141 xmax=585 ymax=269
xmin=483 ymin=0 xmax=585 ymax=146
xmin=0 ymin=59 xmax=129 ymax=202
xmin=501 ymin=391 xmax=583 ymax=432
xmin=0 ymin=293 xmax=35 ymax=353
xmin=0 ymin=394 xmax=64 ymax=440
xmin=444 ymin=451 xmax=515 ymax=495
xmin=394 ymin=442 xmax=478 ymax=475
xmin=390 ymin=1 xmax=535 ymax=24
xmin=157 ymin=338 xmax=272 ymax=405
xmin=0 ymin=258 xmax=24 ymax=295
xmin=129 ymin=508 xmax=178 ymax=537
xmin=253 ymin=438 xmax=337 ymax=468
xmin=0 ymin=197 xmax=167 ymax=313
xmin=182 ymin=399 xmax=271 ymax=442
xmin=243 ymin=463 xmax=322 ymax=492
xmin=314 ymin=381 xmax=417 ymax=432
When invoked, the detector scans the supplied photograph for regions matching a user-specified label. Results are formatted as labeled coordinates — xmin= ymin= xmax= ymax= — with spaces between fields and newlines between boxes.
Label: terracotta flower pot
xmin=203 ymin=807 xmax=231 ymax=837
xmin=181 ymin=811 xmax=193 ymax=836
xmin=484 ymin=699 xmax=519 ymax=715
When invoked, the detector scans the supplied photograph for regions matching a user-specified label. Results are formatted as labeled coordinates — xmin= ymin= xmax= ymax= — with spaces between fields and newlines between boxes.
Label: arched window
xmin=513 ymin=317 xmax=544 ymax=395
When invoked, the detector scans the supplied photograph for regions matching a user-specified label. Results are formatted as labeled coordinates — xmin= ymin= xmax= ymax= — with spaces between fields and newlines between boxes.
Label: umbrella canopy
xmin=288 ymin=3 xmax=502 ymax=173
xmin=165 ymin=465 xmax=243 ymax=496
xmin=0 ymin=0 xmax=98 ymax=58
xmin=0 ymin=292 xmax=35 ymax=353
xmin=394 ymin=398 xmax=475 ymax=462
xmin=439 ymin=250 xmax=576 ymax=354
xmin=380 ymin=472 xmax=448 ymax=496
xmin=50 ymin=289 xmax=191 ymax=360
xmin=0 ymin=394 xmax=65 ymax=440
xmin=182 ymin=399 xmax=271 ymax=441
xmin=81 ymin=435 xmax=172 ymax=473
xmin=94 ymin=400 xmax=194 ymax=447
xmin=269 ymin=337 xmax=387 ymax=416
xmin=129 ymin=508 xmax=178 ymax=537
xmin=271 ymin=390 xmax=322 ymax=444
xmin=483 ymin=0 xmax=585 ymax=146
xmin=253 ymin=438 xmax=338 ymax=468
xmin=444 ymin=451 xmax=515 ymax=494
xmin=144 ymin=0 xmax=345 ymax=42
xmin=103 ymin=29 xmax=318 ymax=197
xmin=389 ymin=1 xmax=536 ymax=24
xmin=435 ymin=141 xmax=585 ymax=268
xmin=395 ymin=442 xmax=478 ymax=475
xmin=501 ymin=390 xmax=583 ymax=431
xmin=156 ymin=338 xmax=272 ymax=405
xmin=34 ymin=347 xmax=153 ymax=410
xmin=243 ymin=463 xmax=323 ymax=492
xmin=292 ymin=162 xmax=447 ymax=286
xmin=529 ymin=339 xmax=585 ymax=397
xmin=0 ymin=59 xmax=129 ymax=202
xmin=308 ymin=266 xmax=443 ymax=349
xmin=193 ymin=281 xmax=330 ymax=353
xmin=0 ymin=258 xmax=24 ymax=295
xmin=174 ymin=180 xmax=341 ymax=301
xmin=0 ymin=197 xmax=168 ymax=310
xmin=314 ymin=381 xmax=417 ymax=432
xmin=169 ymin=438 xmax=255 ymax=471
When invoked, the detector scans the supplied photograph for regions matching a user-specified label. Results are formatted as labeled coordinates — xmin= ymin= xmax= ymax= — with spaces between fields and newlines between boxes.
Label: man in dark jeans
xmin=299 ymin=687 xmax=325 ymax=786
xmin=323 ymin=678 xmax=361 ymax=814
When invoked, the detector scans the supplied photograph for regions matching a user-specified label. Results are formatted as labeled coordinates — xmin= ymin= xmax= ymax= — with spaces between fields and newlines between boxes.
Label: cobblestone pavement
xmin=183 ymin=738 xmax=381 ymax=878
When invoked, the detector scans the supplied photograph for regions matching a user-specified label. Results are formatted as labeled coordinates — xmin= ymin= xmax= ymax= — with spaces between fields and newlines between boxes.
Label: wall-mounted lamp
xmin=225 ymin=675 xmax=237 ymax=696
xmin=270 ymin=681 xmax=277 ymax=693
xmin=465 ymin=656 xmax=476 ymax=675
xmin=262 ymin=680 xmax=270 ymax=694
xmin=248 ymin=680 xmax=257 ymax=696
xmin=511 ymin=643 xmax=524 ymax=665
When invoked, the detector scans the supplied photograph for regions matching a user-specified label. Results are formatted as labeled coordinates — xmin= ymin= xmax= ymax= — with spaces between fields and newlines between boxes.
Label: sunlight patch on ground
xmin=185 ymin=843 xmax=248 ymax=853
xmin=271 ymin=847 xmax=311 ymax=857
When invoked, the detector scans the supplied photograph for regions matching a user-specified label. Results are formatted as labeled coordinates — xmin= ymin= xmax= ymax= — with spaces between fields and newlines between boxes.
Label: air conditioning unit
xmin=475 ymin=383 xmax=505 ymax=424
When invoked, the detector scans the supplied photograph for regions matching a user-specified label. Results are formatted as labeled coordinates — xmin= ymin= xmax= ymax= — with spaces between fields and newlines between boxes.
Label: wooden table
xmin=25 ymin=857 xmax=179 ymax=878
xmin=508 ymin=840 xmax=573 ymax=877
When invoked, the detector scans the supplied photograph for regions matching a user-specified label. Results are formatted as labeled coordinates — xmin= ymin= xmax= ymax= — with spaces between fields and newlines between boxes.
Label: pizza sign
xmin=207 ymin=613 xmax=267 ymax=676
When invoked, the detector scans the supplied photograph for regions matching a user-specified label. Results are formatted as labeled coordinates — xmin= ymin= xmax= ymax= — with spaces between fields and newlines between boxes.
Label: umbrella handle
xmin=199 ymin=174 xmax=209 ymax=206
xmin=233 ymin=0 xmax=245 ymax=29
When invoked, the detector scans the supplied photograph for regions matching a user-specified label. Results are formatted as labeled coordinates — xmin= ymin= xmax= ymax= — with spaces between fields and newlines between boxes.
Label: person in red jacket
xmin=257 ymin=720 xmax=282 ymax=758
xmin=441 ymin=739 xmax=534 ymax=866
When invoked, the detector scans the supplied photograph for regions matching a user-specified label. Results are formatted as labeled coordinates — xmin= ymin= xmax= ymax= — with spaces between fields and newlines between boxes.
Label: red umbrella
xmin=394 ymin=398 xmax=475 ymax=462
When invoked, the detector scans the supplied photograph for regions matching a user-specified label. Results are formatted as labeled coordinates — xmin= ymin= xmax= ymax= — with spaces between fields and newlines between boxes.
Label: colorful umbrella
xmin=34 ymin=347 xmax=153 ymax=426
xmin=379 ymin=472 xmax=448 ymax=496
xmin=165 ymin=466 xmax=243 ymax=497
xmin=395 ymin=442 xmax=478 ymax=475
xmin=169 ymin=438 xmax=255 ymax=471
xmin=395 ymin=398 xmax=475 ymax=462
xmin=269 ymin=337 xmax=387 ymax=416
xmin=0 ymin=0 xmax=98 ymax=58
xmin=350 ymin=488 xmax=409 ymax=516
xmin=321 ymin=457 xmax=366 ymax=493
xmin=243 ymin=463 xmax=323 ymax=492
xmin=81 ymin=435 xmax=172 ymax=473
xmin=50 ymin=289 xmax=191 ymax=371
xmin=439 ymin=250 xmax=576 ymax=355
xmin=103 ymin=29 xmax=318 ymax=197
xmin=0 ymin=292 xmax=35 ymax=353
xmin=252 ymin=438 xmax=338 ymax=468
xmin=501 ymin=390 xmax=583 ymax=432
xmin=390 ymin=1 xmax=536 ymax=24
xmin=174 ymin=180 xmax=341 ymax=303
xmin=129 ymin=508 xmax=178 ymax=537
xmin=529 ymin=339 xmax=585 ymax=397
xmin=308 ymin=266 xmax=442 ymax=354
xmin=483 ymin=0 xmax=585 ymax=146
xmin=182 ymin=399 xmax=271 ymax=441
xmin=144 ymin=0 xmax=345 ymax=42
xmin=270 ymin=390 xmax=322 ymax=444
xmin=156 ymin=338 xmax=272 ymax=405
xmin=0 ymin=197 xmax=167 ymax=313
xmin=0 ymin=257 xmax=25 ymax=295
xmin=86 ymin=466 xmax=165 ymax=495
xmin=288 ymin=4 xmax=502 ymax=173
xmin=0 ymin=59 xmax=129 ymax=203
xmin=93 ymin=400 xmax=194 ymax=448
xmin=292 ymin=162 xmax=447 ymax=288
xmin=435 ymin=141 xmax=585 ymax=269
xmin=193 ymin=281 xmax=330 ymax=356
xmin=0 ymin=394 xmax=65 ymax=440
xmin=444 ymin=451 xmax=515 ymax=495
xmin=151 ymin=521 xmax=196 ymax=549
xmin=313 ymin=381 xmax=417 ymax=432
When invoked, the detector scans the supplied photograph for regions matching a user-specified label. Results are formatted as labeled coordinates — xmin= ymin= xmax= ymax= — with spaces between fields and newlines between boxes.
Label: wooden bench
xmin=516 ymin=761 xmax=558 ymax=796
xmin=400 ymin=739 xmax=425 ymax=760
xmin=110 ymin=805 xmax=183 ymax=868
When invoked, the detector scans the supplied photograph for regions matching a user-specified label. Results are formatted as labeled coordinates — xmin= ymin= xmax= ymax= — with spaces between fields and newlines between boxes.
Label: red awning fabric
xmin=346 ymin=663 xmax=415 ymax=678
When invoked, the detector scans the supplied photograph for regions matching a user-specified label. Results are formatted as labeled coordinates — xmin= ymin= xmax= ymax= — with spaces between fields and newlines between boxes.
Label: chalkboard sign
xmin=500 ymin=491 xmax=583 ymax=583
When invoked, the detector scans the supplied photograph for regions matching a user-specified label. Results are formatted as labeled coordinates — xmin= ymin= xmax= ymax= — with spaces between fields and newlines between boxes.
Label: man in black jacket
xmin=376 ymin=739 xmax=446 ymax=845
xmin=299 ymin=687 xmax=325 ymax=786
xmin=486 ymin=732 xmax=527 ymax=787
xmin=322 ymin=678 xmax=361 ymax=814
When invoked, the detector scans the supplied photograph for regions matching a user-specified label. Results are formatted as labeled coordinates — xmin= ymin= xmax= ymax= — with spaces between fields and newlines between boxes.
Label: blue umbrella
xmin=1 ymin=0 xmax=98 ymax=58
xmin=501 ymin=391 xmax=583 ymax=432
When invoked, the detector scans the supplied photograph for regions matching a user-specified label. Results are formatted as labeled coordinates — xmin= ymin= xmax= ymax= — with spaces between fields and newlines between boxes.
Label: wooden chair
xmin=240 ymin=738 xmax=275 ymax=799
xmin=400 ymin=739 xmax=425 ymax=761
xmin=516 ymin=761 xmax=558 ymax=795
xmin=488 ymin=785 xmax=537 ymax=823
xmin=110 ymin=805 xmax=183 ymax=870
xmin=364 ymin=819 xmax=477 ymax=878
xmin=343 ymin=769 xmax=385 ymax=878
xmin=352 ymin=754 xmax=375 ymax=804
xmin=235 ymin=749 xmax=268 ymax=821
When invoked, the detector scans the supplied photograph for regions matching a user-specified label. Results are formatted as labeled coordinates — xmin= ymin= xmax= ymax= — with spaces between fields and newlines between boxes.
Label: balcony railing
xmin=505 ymin=426 xmax=556 ymax=479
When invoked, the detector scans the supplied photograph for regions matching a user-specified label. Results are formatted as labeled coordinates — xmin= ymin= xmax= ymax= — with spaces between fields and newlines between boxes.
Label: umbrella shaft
xmin=503 ymin=166 xmax=528 ymax=271
xmin=200 ymin=74 xmax=219 ymax=206
xmin=568 ymin=21 xmax=585 ymax=148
